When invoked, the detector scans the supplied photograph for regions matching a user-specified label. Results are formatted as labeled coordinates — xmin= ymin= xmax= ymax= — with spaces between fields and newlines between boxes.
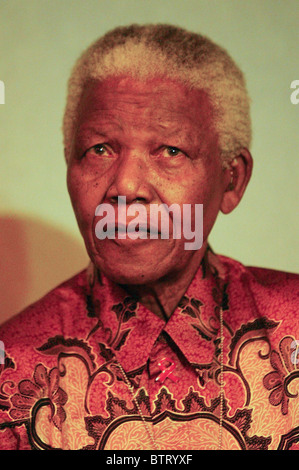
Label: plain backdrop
xmin=0 ymin=0 xmax=298 ymax=324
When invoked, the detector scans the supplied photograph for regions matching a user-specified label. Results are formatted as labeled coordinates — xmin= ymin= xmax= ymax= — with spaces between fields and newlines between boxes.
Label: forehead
xmin=76 ymin=76 xmax=215 ymax=135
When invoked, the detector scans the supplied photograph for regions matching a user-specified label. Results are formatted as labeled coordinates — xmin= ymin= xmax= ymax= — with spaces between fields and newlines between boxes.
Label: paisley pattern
xmin=0 ymin=251 xmax=298 ymax=450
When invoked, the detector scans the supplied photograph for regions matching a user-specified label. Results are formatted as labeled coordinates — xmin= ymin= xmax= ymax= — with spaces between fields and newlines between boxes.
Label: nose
xmin=105 ymin=152 xmax=154 ymax=204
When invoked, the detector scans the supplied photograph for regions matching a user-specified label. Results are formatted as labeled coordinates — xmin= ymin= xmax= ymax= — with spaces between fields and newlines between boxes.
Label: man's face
xmin=67 ymin=76 xmax=229 ymax=285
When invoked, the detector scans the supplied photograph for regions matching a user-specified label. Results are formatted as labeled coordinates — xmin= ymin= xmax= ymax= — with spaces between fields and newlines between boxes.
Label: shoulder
xmin=219 ymin=254 xmax=299 ymax=325
xmin=0 ymin=269 xmax=89 ymax=448
xmin=220 ymin=254 xmax=299 ymax=291
xmin=0 ymin=269 xmax=89 ymax=363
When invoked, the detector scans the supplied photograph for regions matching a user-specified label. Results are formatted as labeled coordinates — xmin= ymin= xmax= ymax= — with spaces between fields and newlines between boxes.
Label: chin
xmin=91 ymin=253 xmax=170 ymax=286
xmin=87 ymin=234 xmax=194 ymax=286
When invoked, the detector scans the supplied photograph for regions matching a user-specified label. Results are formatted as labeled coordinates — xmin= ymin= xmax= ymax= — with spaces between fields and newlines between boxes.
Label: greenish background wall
xmin=0 ymin=0 xmax=298 ymax=323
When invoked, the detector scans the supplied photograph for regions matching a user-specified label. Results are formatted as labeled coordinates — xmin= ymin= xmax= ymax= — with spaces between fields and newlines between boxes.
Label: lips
xmin=94 ymin=199 xmax=177 ymax=241
xmin=112 ymin=223 xmax=160 ymax=240
xmin=95 ymin=212 xmax=161 ymax=236
xmin=116 ymin=223 xmax=159 ymax=234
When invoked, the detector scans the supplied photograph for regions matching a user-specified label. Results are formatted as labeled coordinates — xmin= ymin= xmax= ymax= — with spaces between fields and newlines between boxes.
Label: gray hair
xmin=63 ymin=24 xmax=251 ymax=166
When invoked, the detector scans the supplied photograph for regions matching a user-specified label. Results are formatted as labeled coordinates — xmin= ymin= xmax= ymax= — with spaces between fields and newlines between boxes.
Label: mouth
xmin=93 ymin=222 xmax=163 ymax=246
xmin=116 ymin=223 xmax=160 ymax=235
xmin=114 ymin=223 xmax=161 ymax=241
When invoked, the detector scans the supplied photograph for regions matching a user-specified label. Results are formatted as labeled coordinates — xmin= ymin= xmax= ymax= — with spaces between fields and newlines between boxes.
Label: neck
xmin=122 ymin=243 xmax=209 ymax=320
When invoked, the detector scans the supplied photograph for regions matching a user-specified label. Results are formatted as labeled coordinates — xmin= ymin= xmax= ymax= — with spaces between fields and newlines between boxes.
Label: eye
xmin=84 ymin=143 xmax=112 ymax=158
xmin=161 ymin=146 xmax=184 ymax=158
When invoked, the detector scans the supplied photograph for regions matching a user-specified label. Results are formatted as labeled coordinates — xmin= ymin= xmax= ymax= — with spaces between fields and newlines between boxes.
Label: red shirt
xmin=0 ymin=251 xmax=298 ymax=450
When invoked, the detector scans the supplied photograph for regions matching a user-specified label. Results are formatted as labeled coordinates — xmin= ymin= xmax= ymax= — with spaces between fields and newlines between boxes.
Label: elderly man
xmin=0 ymin=24 xmax=298 ymax=451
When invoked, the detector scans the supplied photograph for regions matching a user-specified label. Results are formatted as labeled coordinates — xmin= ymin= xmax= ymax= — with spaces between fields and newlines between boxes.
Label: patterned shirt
xmin=0 ymin=251 xmax=298 ymax=450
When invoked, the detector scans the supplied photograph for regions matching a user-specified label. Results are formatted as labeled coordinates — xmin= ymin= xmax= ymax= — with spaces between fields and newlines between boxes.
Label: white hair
xmin=63 ymin=24 xmax=251 ymax=166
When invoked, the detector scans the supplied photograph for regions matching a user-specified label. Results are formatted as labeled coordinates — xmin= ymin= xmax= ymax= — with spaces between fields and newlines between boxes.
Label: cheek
xmin=67 ymin=170 xmax=84 ymax=216
xmin=201 ymin=187 xmax=224 ymax=238
xmin=183 ymin=170 xmax=224 ymax=237
xmin=67 ymin=168 xmax=102 ymax=230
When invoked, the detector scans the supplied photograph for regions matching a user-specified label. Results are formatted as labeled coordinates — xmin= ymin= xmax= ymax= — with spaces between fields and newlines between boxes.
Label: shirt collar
xmin=87 ymin=247 xmax=228 ymax=372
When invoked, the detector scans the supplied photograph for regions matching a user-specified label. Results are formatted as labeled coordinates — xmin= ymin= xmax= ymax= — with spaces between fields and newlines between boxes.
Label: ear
xmin=220 ymin=149 xmax=253 ymax=214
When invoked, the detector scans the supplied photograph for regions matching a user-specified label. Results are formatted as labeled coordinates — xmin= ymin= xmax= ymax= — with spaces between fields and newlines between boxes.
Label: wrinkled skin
xmin=67 ymin=76 xmax=252 ymax=317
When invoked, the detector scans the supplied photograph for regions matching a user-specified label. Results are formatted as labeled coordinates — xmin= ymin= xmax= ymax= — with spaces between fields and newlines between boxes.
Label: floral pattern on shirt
xmin=0 ymin=252 xmax=298 ymax=450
